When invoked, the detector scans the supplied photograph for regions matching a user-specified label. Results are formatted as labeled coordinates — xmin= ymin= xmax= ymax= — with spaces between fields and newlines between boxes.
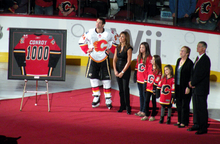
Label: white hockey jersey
xmin=79 ymin=28 xmax=119 ymax=62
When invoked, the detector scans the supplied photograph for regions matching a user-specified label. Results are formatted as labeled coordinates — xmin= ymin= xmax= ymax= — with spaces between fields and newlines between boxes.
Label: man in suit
xmin=188 ymin=41 xmax=211 ymax=135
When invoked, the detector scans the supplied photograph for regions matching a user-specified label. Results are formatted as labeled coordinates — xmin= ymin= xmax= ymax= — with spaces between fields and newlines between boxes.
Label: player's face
xmin=119 ymin=33 xmax=126 ymax=43
xmin=151 ymin=56 xmax=155 ymax=65
xmin=180 ymin=47 xmax=188 ymax=58
xmin=139 ymin=44 xmax=145 ymax=54
xmin=164 ymin=67 xmax=170 ymax=76
xmin=96 ymin=19 xmax=104 ymax=29
xmin=197 ymin=43 xmax=205 ymax=55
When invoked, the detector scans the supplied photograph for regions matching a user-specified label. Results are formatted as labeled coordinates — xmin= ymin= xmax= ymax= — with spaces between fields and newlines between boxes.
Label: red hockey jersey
xmin=195 ymin=0 xmax=220 ymax=23
xmin=135 ymin=56 xmax=152 ymax=84
xmin=157 ymin=76 xmax=175 ymax=105
xmin=56 ymin=0 xmax=78 ymax=17
xmin=13 ymin=34 xmax=61 ymax=77
xmin=145 ymin=64 xmax=162 ymax=93
xmin=35 ymin=0 xmax=53 ymax=7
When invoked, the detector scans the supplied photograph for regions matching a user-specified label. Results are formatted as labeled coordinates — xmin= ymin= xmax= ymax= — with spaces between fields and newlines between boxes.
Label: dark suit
xmin=175 ymin=58 xmax=193 ymax=126
xmin=191 ymin=53 xmax=211 ymax=132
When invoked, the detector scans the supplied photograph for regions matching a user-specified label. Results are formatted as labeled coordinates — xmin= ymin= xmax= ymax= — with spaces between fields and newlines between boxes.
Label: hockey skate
xmin=92 ymin=96 xmax=100 ymax=108
xmin=105 ymin=98 xmax=112 ymax=110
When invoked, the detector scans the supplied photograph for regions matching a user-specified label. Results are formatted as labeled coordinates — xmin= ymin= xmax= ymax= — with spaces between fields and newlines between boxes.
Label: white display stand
xmin=20 ymin=79 xmax=50 ymax=112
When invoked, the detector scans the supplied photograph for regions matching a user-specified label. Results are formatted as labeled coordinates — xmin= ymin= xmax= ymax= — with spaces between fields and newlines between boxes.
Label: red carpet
xmin=0 ymin=88 xmax=220 ymax=144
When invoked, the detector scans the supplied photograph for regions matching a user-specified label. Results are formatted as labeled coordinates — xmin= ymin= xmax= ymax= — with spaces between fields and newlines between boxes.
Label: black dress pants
xmin=116 ymin=76 xmax=131 ymax=111
xmin=192 ymin=93 xmax=208 ymax=131
xmin=176 ymin=85 xmax=191 ymax=125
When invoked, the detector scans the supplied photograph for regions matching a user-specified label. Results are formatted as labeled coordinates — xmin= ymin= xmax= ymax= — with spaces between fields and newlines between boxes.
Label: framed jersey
xmin=8 ymin=28 xmax=67 ymax=81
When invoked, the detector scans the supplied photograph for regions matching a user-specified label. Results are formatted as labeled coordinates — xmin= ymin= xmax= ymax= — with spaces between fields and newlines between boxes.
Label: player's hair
xmin=153 ymin=55 xmax=162 ymax=75
xmin=98 ymin=17 xmax=106 ymax=25
xmin=199 ymin=41 xmax=207 ymax=48
xmin=182 ymin=46 xmax=191 ymax=57
xmin=138 ymin=42 xmax=151 ymax=65
xmin=164 ymin=64 xmax=174 ymax=78
xmin=117 ymin=31 xmax=131 ymax=52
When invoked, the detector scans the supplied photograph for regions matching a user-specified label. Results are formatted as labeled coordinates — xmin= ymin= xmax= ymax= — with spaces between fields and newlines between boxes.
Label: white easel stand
xmin=20 ymin=79 xmax=50 ymax=112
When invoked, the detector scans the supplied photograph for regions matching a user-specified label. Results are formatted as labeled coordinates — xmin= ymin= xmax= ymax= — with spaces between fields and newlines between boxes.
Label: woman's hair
xmin=182 ymin=46 xmax=191 ymax=57
xmin=153 ymin=55 xmax=162 ymax=75
xmin=138 ymin=42 xmax=151 ymax=65
xmin=164 ymin=64 xmax=174 ymax=78
xmin=117 ymin=31 xmax=131 ymax=52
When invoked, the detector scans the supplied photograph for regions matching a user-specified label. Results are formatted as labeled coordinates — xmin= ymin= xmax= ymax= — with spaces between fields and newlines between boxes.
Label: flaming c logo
xmin=93 ymin=40 xmax=108 ymax=52
xmin=161 ymin=85 xmax=171 ymax=95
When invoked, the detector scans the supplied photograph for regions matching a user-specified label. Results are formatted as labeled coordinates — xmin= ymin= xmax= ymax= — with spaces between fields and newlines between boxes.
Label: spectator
xmin=192 ymin=0 xmax=220 ymax=30
xmin=35 ymin=0 xmax=53 ymax=15
xmin=15 ymin=0 xmax=28 ymax=13
xmin=56 ymin=0 xmax=78 ymax=17
xmin=117 ymin=0 xmax=124 ymax=12
xmin=2 ymin=0 xmax=21 ymax=13
xmin=169 ymin=0 xmax=196 ymax=27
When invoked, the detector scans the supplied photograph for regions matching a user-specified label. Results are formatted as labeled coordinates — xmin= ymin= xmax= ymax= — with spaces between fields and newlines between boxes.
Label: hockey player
xmin=79 ymin=18 xmax=119 ymax=109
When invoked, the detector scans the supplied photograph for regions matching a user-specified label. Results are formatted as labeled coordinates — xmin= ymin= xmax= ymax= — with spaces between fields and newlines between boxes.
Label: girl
xmin=134 ymin=42 xmax=152 ymax=117
xmin=113 ymin=31 xmax=133 ymax=114
xmin=141 ymin=55 xmax=162 ymax=121
xmin=156 ymin=65 xmax=175 ymax=124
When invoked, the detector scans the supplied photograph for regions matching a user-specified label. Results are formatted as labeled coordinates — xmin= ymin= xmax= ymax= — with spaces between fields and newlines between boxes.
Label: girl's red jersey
xmin=157 ymin=76 xmax=175 ymax=105
xmin=145 ymin=64 xmax=162 ymax=93
xmin=135 ymin=56 xmax=152 ymax=84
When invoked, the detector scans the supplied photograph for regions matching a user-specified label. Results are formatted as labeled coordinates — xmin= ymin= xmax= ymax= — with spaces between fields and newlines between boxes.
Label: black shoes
xmin=127 ymin=110 xmax=131 ymax=115
xmin=174 ymin=123 xmax=180 ymax=126
xmin=187 ymin=127 xmax=199 ymax=131
xmin=178 ymin=125 xmax=185 ymax=128
xmin=117 ymin=107 xmax=126 ymax=112
xmin=166 ymin=117 xmax=171 ymax=124
xmin=195 ymin=130 xmax=207 ymax=135
xmin=159 ymin=116 xmax=164 ymax=124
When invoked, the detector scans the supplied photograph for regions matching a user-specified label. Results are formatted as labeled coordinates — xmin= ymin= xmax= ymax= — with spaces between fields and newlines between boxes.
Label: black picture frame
xmin=8 ymin=28 xmax=67 ymax=81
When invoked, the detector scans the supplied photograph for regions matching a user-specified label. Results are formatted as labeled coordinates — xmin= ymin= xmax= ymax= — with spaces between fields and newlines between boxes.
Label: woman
xmin=174 ymin=46 xmax=193 ymax=128
xmin=113 ymin=31 xmax=133 ymax=115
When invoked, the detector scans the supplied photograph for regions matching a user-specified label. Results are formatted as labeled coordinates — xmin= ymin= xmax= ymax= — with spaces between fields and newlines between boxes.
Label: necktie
xmin=194 ymin=56 xmax=199 ymax=68
xmin=195 ymin=56 xmax=199 ymax=63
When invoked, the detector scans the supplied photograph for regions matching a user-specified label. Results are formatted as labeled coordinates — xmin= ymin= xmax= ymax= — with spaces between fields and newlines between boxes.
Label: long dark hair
xmin=138 ymin=42 xmax=151 ymax=65
xmin=117 ymin=31 xmax=131 ymax=52
xmin=153 ymin=55 xmax=162 ymax=75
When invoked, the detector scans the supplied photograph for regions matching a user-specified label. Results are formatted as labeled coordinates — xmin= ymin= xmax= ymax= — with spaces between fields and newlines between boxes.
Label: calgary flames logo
xmin=201 ymin=2 xmax=211 ymax=14
xmin=161 ymin=85 xmax=171 ymax=95
xmin=62 ymin=1 xmax=72 ymax=12
xmin=93 ymin=40 xmax=108 ymax=52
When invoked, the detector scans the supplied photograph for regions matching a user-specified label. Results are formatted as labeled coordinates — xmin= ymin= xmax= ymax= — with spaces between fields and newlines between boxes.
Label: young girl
xmin=141 ymin=55 xmax=162 ymax=121
xmin=156 ymin=65 xmax=175 ymax=124
xmin=134 ymin=42 xmax=152 ymax=117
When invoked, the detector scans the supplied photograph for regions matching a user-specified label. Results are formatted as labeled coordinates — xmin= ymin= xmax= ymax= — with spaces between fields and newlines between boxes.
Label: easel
xmin=20 ymin=79 xmax=50 ymax=112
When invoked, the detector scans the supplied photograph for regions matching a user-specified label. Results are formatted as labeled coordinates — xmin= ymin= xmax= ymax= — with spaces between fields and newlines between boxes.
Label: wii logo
xmin=146 ymin=30 xmax=162 ymax=56
xmin=111 ymin=29 xmax=162 ymax=56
